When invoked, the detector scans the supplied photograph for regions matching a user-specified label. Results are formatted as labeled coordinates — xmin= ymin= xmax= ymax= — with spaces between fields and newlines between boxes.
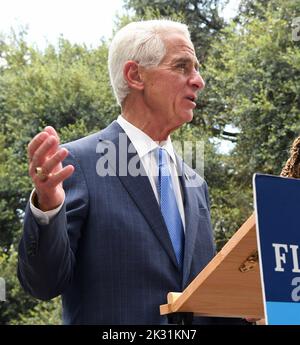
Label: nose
xmin=189 ymin=71 xmax=205 ymax=91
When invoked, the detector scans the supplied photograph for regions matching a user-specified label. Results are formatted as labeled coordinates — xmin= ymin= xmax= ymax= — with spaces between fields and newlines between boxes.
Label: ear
xmin=123 ymin=61 xmax=144 ymax=91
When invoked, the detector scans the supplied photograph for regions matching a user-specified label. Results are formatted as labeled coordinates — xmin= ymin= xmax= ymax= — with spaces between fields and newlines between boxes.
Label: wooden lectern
xmin=160 ymin=136 xmax=300 ymax=322
xmin=160 ymin=136 xmax=300 ymax=319
xmin=160 ymin=214 xmax=264 ymax=319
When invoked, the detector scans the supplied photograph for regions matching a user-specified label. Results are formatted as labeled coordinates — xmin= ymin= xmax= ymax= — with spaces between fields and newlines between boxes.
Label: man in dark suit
xmin=18 ymin=19 xmax=239 ymax=324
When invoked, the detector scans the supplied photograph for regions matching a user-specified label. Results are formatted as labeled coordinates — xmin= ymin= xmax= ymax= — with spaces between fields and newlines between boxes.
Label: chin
xmin=181 ymin=111 xmax=194 ymax=123
xmin=172 ymin=114 xmax=193 ymax=132
xmin=170 ymin=111 xmax=194 ymax=130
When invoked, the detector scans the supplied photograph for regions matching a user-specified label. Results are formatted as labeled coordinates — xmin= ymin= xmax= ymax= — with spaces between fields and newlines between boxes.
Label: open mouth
xmin=185 ymin=96 xmax=196 ymax=105
xmin=186 ymin=95 xmax=196 ymax=102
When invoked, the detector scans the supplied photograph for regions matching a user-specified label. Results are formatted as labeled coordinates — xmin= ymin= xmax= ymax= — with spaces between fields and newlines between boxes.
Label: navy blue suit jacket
xmin=18 ymin=121 xmax=225 ymax=324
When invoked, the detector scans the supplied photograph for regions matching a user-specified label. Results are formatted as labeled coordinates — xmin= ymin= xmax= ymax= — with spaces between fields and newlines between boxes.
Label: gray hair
xmin=108 ymin=19 xmax=191 ymax=106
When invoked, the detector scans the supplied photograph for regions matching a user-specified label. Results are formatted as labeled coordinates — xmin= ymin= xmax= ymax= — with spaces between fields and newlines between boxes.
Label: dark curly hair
xmin=281 ymin=136 xmax=300 ymax=178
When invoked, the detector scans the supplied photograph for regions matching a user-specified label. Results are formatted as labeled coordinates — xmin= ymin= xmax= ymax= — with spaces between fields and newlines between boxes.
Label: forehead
xmin=161 ymin=32 xmax=197 ymax=62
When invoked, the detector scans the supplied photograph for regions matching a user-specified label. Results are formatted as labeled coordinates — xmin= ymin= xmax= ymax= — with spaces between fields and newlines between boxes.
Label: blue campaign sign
xmin=253 ymin=174 xmax=300 ymax=325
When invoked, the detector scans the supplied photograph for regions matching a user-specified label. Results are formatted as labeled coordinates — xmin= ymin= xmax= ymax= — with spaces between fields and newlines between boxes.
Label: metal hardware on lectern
xmin=239 ymin=250 xmax=259 ymax=272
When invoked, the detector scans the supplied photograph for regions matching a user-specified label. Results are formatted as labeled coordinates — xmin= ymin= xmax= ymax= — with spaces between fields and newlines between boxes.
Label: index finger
xmin=44 ymin=126 xmax=60 ymax=143
xmin=27 ymin=131 xmax=50 ymax=160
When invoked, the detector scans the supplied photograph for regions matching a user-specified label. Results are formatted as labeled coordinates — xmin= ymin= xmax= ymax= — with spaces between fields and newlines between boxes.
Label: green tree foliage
xmin=195 ymin=0 xmax=300 ymax=244
xmin=0 ymin=31 xmax=118 ymax=324
xmin=0 ymin=32 xmax=119 ymax=249
xmin=0 ymin=246 xmax=62 ymax=324
xmin=202 ymin=0 xmax=300 ymax=180
xmin=125 ymin=0 xmax=227 ymax=62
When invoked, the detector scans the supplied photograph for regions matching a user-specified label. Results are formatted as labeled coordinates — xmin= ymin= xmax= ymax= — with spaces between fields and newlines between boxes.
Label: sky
xmin=0 ymin=0 xmax=240 ymax=49
xmin=0 ymin=0 xmax=125 ymax=49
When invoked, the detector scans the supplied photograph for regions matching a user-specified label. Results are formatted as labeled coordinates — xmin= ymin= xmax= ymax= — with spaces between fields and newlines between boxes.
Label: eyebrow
xmin=172 ymin=57 xmax=200 ymax=70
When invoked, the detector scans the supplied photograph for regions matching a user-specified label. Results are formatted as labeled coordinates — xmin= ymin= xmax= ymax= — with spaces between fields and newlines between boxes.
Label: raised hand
xmin=27 ymin=126 xmax=74 ymax=211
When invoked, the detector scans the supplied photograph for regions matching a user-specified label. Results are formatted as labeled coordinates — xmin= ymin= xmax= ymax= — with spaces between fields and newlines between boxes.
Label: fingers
xmin=27 ymin=127 xmax=74 ymax=210
xmin=34 ymin=164 xmax=75 ymax=211
xmin=46 ymin=165 xmax=75 ymax=188
xmin=41 ymin=148 xmax=69 ymax=176
xmin=29 ymin=135 xmax=59 ymax=175
xmin=32 ymin=158 xmax=74 ymax=189
xmin=28 ymin=127 xmax=60 ymax=161
xmin=43 ymin=126 xmax=60 ymax=142
xmin=28 ymin=131 xmax=50 ymax=162
xmin=28 ymin=127 xmax=74 ymax=188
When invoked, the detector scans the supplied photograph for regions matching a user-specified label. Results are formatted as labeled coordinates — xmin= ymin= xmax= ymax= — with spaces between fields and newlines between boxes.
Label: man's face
xmin=141 ymin=32 xmax=205 ymax=131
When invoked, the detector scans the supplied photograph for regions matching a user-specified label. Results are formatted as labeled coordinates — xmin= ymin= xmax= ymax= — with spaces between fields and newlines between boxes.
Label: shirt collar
xmin=117 ymin=115 xmax=177 ymax=165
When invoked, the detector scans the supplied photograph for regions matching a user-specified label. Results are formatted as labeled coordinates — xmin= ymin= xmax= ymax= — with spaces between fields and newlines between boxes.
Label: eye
xmin=176 ymin=63 xmax=187 ymax=71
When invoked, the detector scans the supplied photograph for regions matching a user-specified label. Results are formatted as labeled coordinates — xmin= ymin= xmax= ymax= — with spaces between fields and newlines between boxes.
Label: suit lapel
xmin=176 ymin=155 xmax=201 ymax=287
xmin=98 ymin=121 xmax=179 ymax=270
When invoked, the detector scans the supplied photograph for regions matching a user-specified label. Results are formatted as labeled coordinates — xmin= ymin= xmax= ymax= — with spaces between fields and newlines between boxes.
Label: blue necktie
xmin=158 ymin=148 xmax=184 ymax=269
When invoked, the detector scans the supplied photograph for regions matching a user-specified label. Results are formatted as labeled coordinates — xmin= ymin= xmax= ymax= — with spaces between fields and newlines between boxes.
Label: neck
xmin=121 ymin=96 xmax=175 ymax=141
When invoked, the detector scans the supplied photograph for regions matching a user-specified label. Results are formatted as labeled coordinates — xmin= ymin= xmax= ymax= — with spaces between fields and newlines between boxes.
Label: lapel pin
xmin=184 ymin=172 xmax=190 ymax=180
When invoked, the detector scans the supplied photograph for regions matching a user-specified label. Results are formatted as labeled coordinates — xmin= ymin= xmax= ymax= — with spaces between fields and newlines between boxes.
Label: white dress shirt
xmin=30 ymin=115 xmax=185 ymax=229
